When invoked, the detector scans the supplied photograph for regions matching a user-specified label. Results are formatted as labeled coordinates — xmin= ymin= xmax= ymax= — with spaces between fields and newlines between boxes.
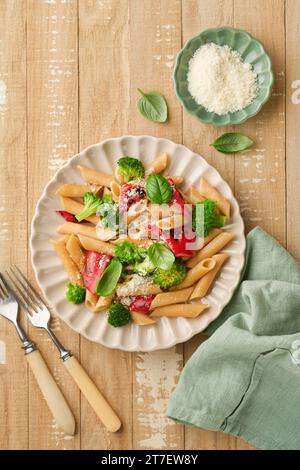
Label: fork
xmin=7 ymin=266 xmax=121 ymax=433
xmin=0 ymin=272 xmax=75 ymax=435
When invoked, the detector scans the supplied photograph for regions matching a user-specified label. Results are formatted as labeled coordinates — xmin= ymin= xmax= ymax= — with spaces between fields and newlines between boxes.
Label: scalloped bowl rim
xmin=30 ymin=135 xmax=246 ymax=351
xmin=173 ymin=27 xmax=274 ymax=126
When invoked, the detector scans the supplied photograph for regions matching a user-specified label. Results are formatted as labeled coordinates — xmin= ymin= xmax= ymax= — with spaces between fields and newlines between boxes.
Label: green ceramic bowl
xmin=173 ymin=27 xmax=274 ymax=126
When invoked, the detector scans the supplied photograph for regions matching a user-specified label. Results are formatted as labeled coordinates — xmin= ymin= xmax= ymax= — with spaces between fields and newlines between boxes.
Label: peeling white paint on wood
xmin=135 ymin=347 xmax=182 ymax=449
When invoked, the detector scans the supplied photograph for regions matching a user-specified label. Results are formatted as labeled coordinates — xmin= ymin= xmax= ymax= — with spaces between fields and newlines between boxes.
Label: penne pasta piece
xmin=95 ymin=294 xmax=113 ymax=312
xmin=184 ymin=186 xmax=206 ymax=204
xmin=127 ymin=201 xmax=148 ymax=224
xmin=150 ymin=287 xmax=194 ymax=310
xmin=166 ymin=175 xmax=184 ymax=185
xmin=59 ymin=196 xmax=99 ymax=224
xmin=50 ymin=237 xmax=83 ymax=287
xmin=145 ymin=153 xmax=168 ymax=173
xmin=85 ymin=291 xmax=99 ymax=312
xmin=77 ymin=165 xmax=115 ymax=187
xmin=116 ymin=278 xmax=162 ymax=297
xmin=110 ymin=180 xmax=121 ymax=202
xmin=186 ymin=228 xmax=222 ymax=263
xmin=77 ymin=234 xmax=115 ymax=256
xmin=186 ymin=231 xmax=234 ymax=268
xmin=157 ymin=213 xmax=183 ymax=230
xmin=66 ymin=234 xmax=86 ymax=272
xmin=131 ymin=311 xmax=156 ymax=325
xmin=199 ymin=177 xmax=230 ymax=218
xmin=95 ymin=220 xmax=117 ymax=241
xmin=190 ymin=253 xmax=229 ymax=300
xmin=150 ymin=303 xmax=209 ymax=318
xmin=57 ymin=222 xmax=98 ymax=239
xmin=56 ymin=183 xmax=101 ymax=198
xmin=103 ymin=187 xmax=112 ymax=197
xmin=171 ymin=257 xmax=216 ymax=290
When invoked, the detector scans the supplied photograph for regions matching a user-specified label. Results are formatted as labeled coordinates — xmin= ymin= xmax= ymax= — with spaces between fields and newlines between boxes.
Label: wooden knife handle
xmin=63 ymin=355 xmax=121 ymax=432
xmin=27 ymin=350 xmax=75 ymax=435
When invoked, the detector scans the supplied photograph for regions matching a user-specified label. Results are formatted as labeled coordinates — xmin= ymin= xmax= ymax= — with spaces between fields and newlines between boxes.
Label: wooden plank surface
xmin=286 ymin=0 xmax=300 ymax=259
xmin=78 ymin=0 xmax=132 ymax=450
xmin=0 ymin=0 xmax=28 ymax=450
xmin=0 ymin=0 xmax=296 ymax=450
xmin=27 ymin=0 xmax=80 ymax=449
xmin=128 ymin=0 xmax=184 ymax=450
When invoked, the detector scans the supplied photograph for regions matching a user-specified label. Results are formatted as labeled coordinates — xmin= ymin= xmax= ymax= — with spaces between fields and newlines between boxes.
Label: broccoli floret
xmin=115 ymin=240 xmax=147 ymax=265
xmin=153 ymin=259 xmax=186 ymax=289
xmin=76 ymin=192 xmax=102 ymax=222
xmin=134 ymin=255 xmax=156 ymax=276
xmin=108 ymin=303 xmax=131 ymax=327
xmin=97 ymin=200 xmax=119 ymax=230
xmin=117 ymin=156 xmax=145 ymax=182
xmin=192 ymin=199 xmax=226 ymax=237
xmin=66 ymin=282 xmax=86 ymax=304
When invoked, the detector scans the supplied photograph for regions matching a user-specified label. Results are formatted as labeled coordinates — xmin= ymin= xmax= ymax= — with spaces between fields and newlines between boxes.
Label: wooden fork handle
xmin=63 ymin=355 xmax=121 ymax=432
xmin=27 ymin=350 xmax=76 ymax=436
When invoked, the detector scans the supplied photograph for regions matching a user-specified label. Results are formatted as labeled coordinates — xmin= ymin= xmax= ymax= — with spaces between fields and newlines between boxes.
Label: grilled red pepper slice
xmin=82 ymin=251 xmax=111 ymax=295
xmin=119 ymin=183 xmax=146 ymax=211
xmin=128 ymin=295 xmax=154 ymax=313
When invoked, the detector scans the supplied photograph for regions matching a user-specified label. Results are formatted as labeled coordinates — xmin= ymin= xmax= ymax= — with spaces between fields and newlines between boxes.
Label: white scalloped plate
xmin=30 ymin=135 xmax=245 ymax=351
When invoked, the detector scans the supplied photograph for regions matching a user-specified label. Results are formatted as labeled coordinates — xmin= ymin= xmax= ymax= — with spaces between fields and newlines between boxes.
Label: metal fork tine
xmin=9 ymin=267 xmax=41 ymax=310
xmin=5 ymin=271 xmax=36 ymax=313
xmin=0 ymin=277 xmax=6 ymax=299
xmin=13 ymin=266 xmax=46 ymax=306
xmin=0 ymin=273 xmax=10 ymax=298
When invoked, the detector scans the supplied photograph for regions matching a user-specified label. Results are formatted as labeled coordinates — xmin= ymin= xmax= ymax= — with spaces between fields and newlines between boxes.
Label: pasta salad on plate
xmin=31 ymin=135 xmax=245 ymax=351
xmin=52 ymin=152 xmax=234 ymax=328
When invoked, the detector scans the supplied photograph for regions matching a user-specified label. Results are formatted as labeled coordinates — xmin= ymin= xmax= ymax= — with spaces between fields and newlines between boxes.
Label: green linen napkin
xmin=168 ymin=226 xmax=300 ymax=450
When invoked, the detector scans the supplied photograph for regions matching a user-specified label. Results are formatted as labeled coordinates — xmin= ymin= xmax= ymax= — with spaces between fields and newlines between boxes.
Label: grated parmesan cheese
xmin=187 ymin=43 xmax=258 ymax=115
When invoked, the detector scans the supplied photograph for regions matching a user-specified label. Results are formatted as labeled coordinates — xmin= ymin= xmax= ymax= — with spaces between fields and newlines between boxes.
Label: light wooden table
xmin=0 ymin=0 xmax=299 ymax=450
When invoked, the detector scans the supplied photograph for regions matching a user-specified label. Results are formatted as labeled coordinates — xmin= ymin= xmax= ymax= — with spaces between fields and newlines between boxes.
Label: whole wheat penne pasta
xmin=77 ymin=165 xmax=115 ymax=187
xmin=77 ymin=234 xmax=115 ymax=256
xmin=95 ymin=295 xmax=113 ymax=312
xmin=59 ymin=196 xmax=99 ymax=224
xmin=110 ymin=180 xmax=121 ymax=202
xmin=131 ymin=311 xmax=156 ymax=325
xmin=85 ymin=291 xmax=98 ymax=312
xmin=190 ymin=253 xmax=229 ymax=300
xmin=103 ymin=187 xmax=112 ymax=197
xmin=57 ymin=222 xmax=98 ymax=239
xmin=66 ymin=234 xmax=86 ymax=272
xmin=117 ymin=282 xmax=162 ymax=297
xmin=145 ymin=153 xmax=168 ymax=173
xmin=171 ymin=258 xmax=216 ymax=291
xmin=166 ymin=175 xmax=184 ymax=185
xmin=157 ymin=213 xmax=183 ymax=230
xmin=199 ymin=177 xmax=230 ymax=218
xmin=56 ymin=183 xmax=101 ymax=198
xmin=50 ymin=238 xmax=83 ymax=287
xmin=150 ymin=287 xmax=194 ymax=310
xmin=184 ymin=186 xmax=206 ymax=204
xmin=127 ymin=201 xmax=148 ymax=223
xmin=150 ymin=303 xmax=209 ymax=318
xmin=186 ymin=231 xmax=234 ymax=268
xmin=186 ymin=228 xmax=222 ymax=261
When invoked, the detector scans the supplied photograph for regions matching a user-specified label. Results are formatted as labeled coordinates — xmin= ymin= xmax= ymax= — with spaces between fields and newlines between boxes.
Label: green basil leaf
xmin=137 ymin=89 xmax=168 ymax=123
xmin=211 ymin=132 xmax=253 ymax=154
xmin=146 ymin=174 xmax=172 ymax=204
xmin=95 ymin=258 xmax=122 ymax=296
xmin=148 ymin=243 xmax=175 ymax=270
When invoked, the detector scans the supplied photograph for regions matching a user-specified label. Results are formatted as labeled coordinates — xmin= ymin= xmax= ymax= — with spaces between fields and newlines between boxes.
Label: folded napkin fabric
xmin=168 ymin=227 xmax=300 ymax=450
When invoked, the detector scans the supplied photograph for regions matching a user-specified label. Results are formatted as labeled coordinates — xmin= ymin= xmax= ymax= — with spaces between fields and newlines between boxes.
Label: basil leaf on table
xmin=146 ymin=174 xmax=172 ymax=204
xmin=211 ymin=133 xmax=253 ymax=154
xmin=137 ymin=89 xmax=168 ymax=123
xmin=96 ymin=258 xmax=122 ymax=296
xmin=148 ymin=243 xmax=175 ymax=270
